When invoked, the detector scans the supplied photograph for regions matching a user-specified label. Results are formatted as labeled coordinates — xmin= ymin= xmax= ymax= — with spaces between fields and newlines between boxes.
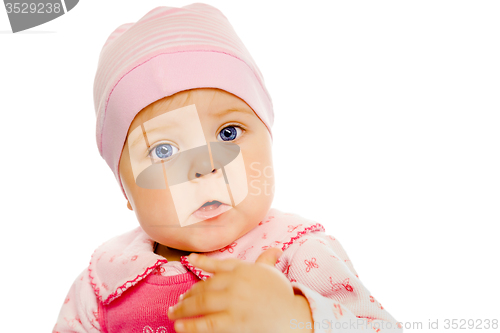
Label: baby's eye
xmin=217 ymin=125 xmax=243 ymax=142
xmin=148 ymin=143 xmax=179 ymax=161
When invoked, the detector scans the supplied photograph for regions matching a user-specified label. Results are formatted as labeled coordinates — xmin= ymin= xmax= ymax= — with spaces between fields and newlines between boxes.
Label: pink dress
xmin=53 ymin=208 xmax=403 ymax=332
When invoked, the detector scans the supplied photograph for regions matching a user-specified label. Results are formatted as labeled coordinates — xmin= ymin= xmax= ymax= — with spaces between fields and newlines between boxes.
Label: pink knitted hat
xmin=93 ymin=3 xmax=274 ymax=200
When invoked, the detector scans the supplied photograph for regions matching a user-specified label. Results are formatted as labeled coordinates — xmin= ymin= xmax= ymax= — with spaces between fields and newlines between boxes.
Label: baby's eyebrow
xmin=129 ymin=125 xmax=148 ymax=149
xmin=212 ymin=107 xmax=254 ymax=117
xmin=129 ymin=123 xmax=174 ymax=149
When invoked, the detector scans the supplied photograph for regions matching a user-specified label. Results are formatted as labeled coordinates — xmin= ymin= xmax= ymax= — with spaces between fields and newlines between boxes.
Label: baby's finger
xmin=168 ymin=290 xmax=229 ymax=321
xmin=188 ymin=253 xmax=242 ymax=273
xmin=178 ymin=273 xmax=231 ymax=302
xmin=255 ymin=247 xmax=283 ymax=266
xmin=173 ymin=311 xmax=233 ymax=333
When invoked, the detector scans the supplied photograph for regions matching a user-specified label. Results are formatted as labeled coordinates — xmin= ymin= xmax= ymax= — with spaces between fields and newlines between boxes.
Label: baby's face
xmin=119 ymin=88 xmax=274 ymax=252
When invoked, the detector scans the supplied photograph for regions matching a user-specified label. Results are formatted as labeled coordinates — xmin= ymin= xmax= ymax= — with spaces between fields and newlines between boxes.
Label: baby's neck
xmin=155 ymin=243 xmax=192 ymax=262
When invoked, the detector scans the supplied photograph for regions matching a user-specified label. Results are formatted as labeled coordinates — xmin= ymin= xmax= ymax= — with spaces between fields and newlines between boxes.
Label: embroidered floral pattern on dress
xmin=332 ymin=303 xmax=344 ymax=319
xmin=288 ymin=224 xmax=302 ymax=232
xmin=304 ymin=257 xmax=319 ymax=272
xmin=329 ymin=277 xmax=354 ymax=292
xmin=237 ymin=246 xmax=254 ymax=260
xmin=258 ymin=215 xmax=275 ymax=225
xmin=262 ymin=240 xmax=281 ymax=251
xmin=143 ymin=325 xmax=168 ymax=333
xmin=219 ymin=241 xmax=237 ymax=253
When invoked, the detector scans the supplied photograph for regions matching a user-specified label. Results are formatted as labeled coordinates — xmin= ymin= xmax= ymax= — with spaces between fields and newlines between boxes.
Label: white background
xmin=1 ymin=1 xmax=499 ymax=332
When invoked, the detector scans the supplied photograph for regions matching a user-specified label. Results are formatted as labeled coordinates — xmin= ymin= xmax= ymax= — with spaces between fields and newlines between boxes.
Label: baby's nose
xmin=195 ymin=168 xmax=217 ymax=178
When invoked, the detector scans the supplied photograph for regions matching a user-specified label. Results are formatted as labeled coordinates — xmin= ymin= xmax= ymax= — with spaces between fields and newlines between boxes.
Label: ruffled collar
xmin=89 ymin=207 xmax=325 ymax=305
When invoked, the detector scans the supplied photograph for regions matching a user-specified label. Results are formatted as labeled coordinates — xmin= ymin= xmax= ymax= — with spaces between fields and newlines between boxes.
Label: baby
xmin=53 ymin=3 xmax=402 ymax=333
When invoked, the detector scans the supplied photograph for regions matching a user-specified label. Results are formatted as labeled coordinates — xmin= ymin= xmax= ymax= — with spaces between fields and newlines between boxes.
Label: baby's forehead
xmin=126 ymin=104 xmax=203 ymax=148
xmin=127 ymin=94 xmax=256 ymax=137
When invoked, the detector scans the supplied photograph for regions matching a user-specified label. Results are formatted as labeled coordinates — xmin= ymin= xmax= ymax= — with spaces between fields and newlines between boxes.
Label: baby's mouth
xmin=192 ymin=200 xmax=231 ymax=220
xmin=198 ymin=200 xmax=223 ymax=211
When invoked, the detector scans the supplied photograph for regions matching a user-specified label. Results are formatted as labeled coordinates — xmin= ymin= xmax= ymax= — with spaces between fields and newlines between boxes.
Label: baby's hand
xmin=167 ymin=248 xmax=312 ymax=333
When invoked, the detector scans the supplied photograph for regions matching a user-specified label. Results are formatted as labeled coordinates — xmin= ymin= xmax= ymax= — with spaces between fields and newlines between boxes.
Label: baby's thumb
xmin=255 ymin=247 xmax=283 ymax=266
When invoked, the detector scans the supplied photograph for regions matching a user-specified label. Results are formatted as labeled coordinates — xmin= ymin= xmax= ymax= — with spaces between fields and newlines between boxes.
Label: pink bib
xmin=98 ymin=270 xmax=200 ymax=333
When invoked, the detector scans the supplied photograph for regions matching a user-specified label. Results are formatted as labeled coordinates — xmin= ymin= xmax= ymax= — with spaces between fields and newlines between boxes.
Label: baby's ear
xmin=127 ymin=201 xmax=133 ymax=211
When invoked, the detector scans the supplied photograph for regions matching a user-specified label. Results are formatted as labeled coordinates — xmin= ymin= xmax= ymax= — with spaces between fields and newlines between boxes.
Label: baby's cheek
xmin=135 ymin=192 xmax=178 ymax=224
xmin=247 ymin=159 xmax=275 ymax=199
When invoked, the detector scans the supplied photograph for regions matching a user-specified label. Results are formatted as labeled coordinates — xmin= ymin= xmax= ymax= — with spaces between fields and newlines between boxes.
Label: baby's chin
xmin=153 ymin=204 xmax=265 ymax=253
xmin=182 ymin=231 xmax=241 ymax=253
xmin=163 ymin=225 xmax=246 ymax=253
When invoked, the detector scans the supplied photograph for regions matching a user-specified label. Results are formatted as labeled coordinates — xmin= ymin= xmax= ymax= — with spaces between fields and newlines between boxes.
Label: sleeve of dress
xmin=52 ymin=268 xmax=102 ymax=333
xmin=280 ymin=232 xmax=403 ymax=333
